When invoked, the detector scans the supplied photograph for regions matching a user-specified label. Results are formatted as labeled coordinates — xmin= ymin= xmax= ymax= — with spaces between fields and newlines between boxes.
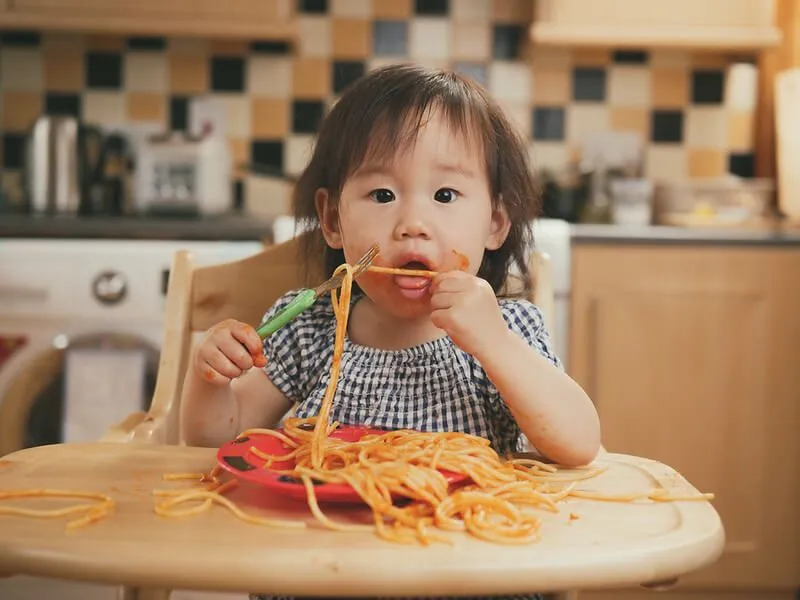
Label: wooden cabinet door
xmin=569 ymin=244 xmax=800 ymax=590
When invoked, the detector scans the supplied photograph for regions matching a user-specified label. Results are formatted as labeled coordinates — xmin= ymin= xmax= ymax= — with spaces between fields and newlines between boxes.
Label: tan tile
xmin=451 ymin=0 xmax=492 ymax=21
xmin=228 ymin=138 xmax=248 ymax=178
xmin=532 ymin=67 xmax=570 ymax=104
xmin=691 ymin=53 xmax=729 ymax=68
xmin=728 ymin=110 xmax=754 ymax=152
xmin=169 ymin=53 xmax=209 ymax=94
xmin=566 ymin=105 xmax=610 ymax=145
xmin=498 ymin=100 xmax=531 ymax=139
xmin=168 ymin=39 xmax=209 ymax=54
xmin=332 ymin=19 xmax=371 ymax=59
xmin=645 ymin=146 xmax=687 ymax=180
xmin=608 ymin=66 xmax=651 ymax=107
xmin=651 ymin=68 xmax=689 ymax=108
xmin=217 ymin=95 xmax=251 ymax=138
xmin=610 ymin=107 xmax=649 ymax=139
xmin=125 ymin=52 xmax=167 ymax=92
xmin=531 ymin=47 xmax=572 ymax=68
xmin=688 ymin=148 xmax=725 ymax=178
xmin=41 ymin=33 xmax=84 ymax=50
xmin=209 ymin=40 xmax=249 ymax=56
xmin=251 ymin=97 xmax=290 ymax=138
xmin=244 ymin=175 xmax=292 ymax=219
xmin=573 ymin=48 xmax=610 ymax=66
xmin=686 ymin=106 xmax=727 ymax=150
xmin=451 ymin=23 xmax=491 ymax=61
xmin=126 ymin=92 xmax=166 ymax=123
xmin=331 ymin=0 xmax=372 ymax=17
xmin=1 ymin=49 xmax=43 ymax=91
xmin=372 ymin=0 xmax=412 ymax=19
xmin=292 ymin=57 xmax=331 ymax=98
xmin=492 ymin=0 xmax=533 ymax=23
xmin=86 ymin=36 xmax=124 ymax=51
xmin=2 ymin=91 xmax=43 ymax=131
xmin=650 ymin=50 xmax=690 ymax=68
xmin=529 ymin=141 xmax=569 ymax=172
xmin=43 ymin=48 xmax=83 ymax=91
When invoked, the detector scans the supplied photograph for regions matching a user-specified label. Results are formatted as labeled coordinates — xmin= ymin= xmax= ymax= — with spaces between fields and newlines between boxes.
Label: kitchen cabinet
xmin=569 ymin=243 xmax=800 ymax=595
xmin=0 ymin=0 xmax=295 ymax=40
xmin=531 ymin=0 xmax=781 ymax=50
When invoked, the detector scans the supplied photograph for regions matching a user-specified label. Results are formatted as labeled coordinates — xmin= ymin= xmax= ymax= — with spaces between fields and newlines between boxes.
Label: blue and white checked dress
xmin=252 ymin=289 xmax=561 ymax=600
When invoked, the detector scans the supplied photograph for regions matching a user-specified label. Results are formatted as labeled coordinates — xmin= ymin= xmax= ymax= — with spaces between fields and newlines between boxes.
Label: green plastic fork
xmin=256 ymin=243 xmax=379 ymax=339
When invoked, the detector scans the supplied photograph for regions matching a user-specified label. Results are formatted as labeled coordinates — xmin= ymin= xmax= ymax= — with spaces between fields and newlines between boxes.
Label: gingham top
xmin=253 ymin=290 xmax=558 ymax=600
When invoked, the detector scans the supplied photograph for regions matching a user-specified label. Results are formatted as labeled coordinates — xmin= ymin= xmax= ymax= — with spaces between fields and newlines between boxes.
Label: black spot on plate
xmin=222 ymin=455 xmax=255 ymax=471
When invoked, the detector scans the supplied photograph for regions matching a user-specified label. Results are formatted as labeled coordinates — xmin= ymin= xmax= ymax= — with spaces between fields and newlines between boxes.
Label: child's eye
xmin=434 ymin=188 xmax=458 ymax=204
xmin=370 ymin=188 xmax=395 ymax=203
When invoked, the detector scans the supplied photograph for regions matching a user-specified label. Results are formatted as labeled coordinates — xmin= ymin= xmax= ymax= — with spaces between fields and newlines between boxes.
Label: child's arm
xmin=430 ymin=272 xmax=600 ymax=466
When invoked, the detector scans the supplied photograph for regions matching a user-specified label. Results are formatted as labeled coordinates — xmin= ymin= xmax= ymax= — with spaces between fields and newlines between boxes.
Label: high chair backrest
xmin=102 ymin=233 xmax=555 ymax=447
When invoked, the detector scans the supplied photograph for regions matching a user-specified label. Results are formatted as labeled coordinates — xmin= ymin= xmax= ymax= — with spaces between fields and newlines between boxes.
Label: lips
xmin=390 ymin=256 xmax=434 ymax=297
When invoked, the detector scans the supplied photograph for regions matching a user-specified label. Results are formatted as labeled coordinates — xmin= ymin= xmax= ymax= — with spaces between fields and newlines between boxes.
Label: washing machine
xmin=0 ymin=238 xmax=262 ymax=600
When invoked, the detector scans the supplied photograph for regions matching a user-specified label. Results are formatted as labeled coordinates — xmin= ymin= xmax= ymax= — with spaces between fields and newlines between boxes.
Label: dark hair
xmin=292 ymin=63 xmax=541 ymax=295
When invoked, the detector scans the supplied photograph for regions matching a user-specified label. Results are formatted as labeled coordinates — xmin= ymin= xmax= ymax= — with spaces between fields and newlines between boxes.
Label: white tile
xmin=285 ymin=134 xmax=315 ymax=177
xmin=451 ymin=0 xmax=492 ymax=21
xmin=297 ymin=16 xmax=331 ymax=58
xmin=498 ymin=100 xmax=531 ymax=139
xmin=725 ymin=63 xmax=758 ymax=111
xmin=451 ymin=22 xmax=491 ymax=61
xmin=124 ymin=52 xmax=167 ymax=92
xmin=650 ymin=50 xmax=690 ymax=68
xmin=645 ymin=146 xmax=687 ymax=180
xmin=244 ymin=175 xmax=292 ymax=219
xmin=410 ymin=18 xmax=451 ymax=60
xmin=608 ymin=66 xmax=651 ymax=107
xmin=83 ymin=92 xmax=126 ymax=126
xmin=247 ymin=56 xmax=291 ymax=97
xmin=331 ymin=0 xmax=371 ymax=17
xmin=685 ymin=106 xmax=727 ymax=149
xmin=530 ymin=142 xmax=569 ymax=172
xmin=215 ymin=94 xmax=251 ymax=138
xmin=489 ymin=62 xmax=531 ymax=103
xmin=0 ymin=48 xmax=43 ymax=91
xmin=566 ymin=105 xmax=611 ymax=146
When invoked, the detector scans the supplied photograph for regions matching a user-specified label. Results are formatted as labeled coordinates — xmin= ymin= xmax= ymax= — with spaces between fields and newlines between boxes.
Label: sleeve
xmin=259 ymin=290 xmax=307 ymax=404
xmin=500 ymin=299 xmax=563 ymax=370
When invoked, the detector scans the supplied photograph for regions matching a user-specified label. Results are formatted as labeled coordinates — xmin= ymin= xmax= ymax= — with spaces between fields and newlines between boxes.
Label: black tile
xmin=0 ymin=30 xmax=41 ymax=46
xmin=297 ymin=0 xmax=327 ymax=13
xmin=651 ymin=110 xmax=684 ymax=143
xmin=170 ymin=96 xmax=189 ymax=131
xmin=233 ymin=179 xmax=245 ymax=211
xmin=729 ymin=153 xmax=755 ymax=178
xmin=292 ymin=100 xmax=325 ymax=134
xmin=415 ymin=0 xmax=449 ymax=15
xmin=691 ymin=69 xmax=725 ymax=104
xmin=492 ymin=25 xmax=523 ymax=60
xmin=572 ymin=67 xmax=606 ymax=101
xmin=211 ymin=56 xmax=246 ymax=92
xmin=86 ymin=52 xmax=123 ymax=89
xmin=250 ymin=140 xmax=284 ymax=170
xmin=126 ymin=36 xmax=166 ymax=51
xmin=45 ymin=93 xmax=81 ymax=118
xmin=250 ymin=41 xmax=292 ymax=54
xmin=373 ymin=21 xmax=408 ymax=56
xmin=533 ymin=107 xmax=565 ymax=141
xmin=454 ymin=62 xmax=487 ymax=86
xmin=2 ymin=133 xmax=25 ymax=169
xmin=333 ymin=61 xmax=366 ymax=94
xmin=613 ymin=50 xmax=649 ymax=64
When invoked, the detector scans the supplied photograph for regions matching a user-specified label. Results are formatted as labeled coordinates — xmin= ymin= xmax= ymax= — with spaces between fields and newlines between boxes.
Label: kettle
xmin=23 ymin=116 xmax=106 ymax=215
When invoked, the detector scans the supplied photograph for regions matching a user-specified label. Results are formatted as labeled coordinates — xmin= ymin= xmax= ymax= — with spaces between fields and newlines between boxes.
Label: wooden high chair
xmin=103 ymin=235 xmax=557 ymax=447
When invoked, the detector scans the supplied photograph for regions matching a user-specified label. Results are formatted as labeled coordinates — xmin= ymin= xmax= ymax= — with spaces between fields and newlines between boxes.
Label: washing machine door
xmin=0 ymin=330 xmax=159 ymax=457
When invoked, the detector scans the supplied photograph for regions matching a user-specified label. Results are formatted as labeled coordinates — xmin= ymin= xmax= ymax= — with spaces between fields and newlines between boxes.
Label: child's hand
xmin=192 ymin=319 xmax=267 ymax=386
xmin=429 ymin=271 xmax=508 ymax=358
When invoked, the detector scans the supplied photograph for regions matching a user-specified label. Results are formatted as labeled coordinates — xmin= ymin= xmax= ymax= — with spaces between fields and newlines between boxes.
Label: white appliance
xmin=0 ymin=238 xmax=262 ymax=600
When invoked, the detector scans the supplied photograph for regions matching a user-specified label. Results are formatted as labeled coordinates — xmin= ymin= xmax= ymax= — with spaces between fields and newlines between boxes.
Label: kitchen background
xmin=0 ymin=0 xmax=760 ymax=221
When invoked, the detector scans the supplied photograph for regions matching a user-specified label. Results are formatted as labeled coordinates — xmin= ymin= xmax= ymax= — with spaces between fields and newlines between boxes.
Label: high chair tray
xmin=0 ymin=442 xmax=723 ymax=597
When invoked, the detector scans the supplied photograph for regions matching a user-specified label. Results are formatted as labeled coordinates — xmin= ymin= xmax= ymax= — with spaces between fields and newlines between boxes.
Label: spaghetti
xmin=0 ymin=489 xmax=115 ymax=531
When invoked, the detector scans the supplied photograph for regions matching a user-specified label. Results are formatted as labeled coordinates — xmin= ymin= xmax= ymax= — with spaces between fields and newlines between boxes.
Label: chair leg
xmin=118 ymin=586 xmax=172 ymax=600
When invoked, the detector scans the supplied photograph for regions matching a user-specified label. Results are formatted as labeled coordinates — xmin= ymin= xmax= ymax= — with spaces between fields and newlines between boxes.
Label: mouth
xmin=393 ymin=258 xmax=434 ymax=295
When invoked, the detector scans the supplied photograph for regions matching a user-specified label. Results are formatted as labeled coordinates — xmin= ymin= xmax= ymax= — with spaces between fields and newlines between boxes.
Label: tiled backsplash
xmin=0 ymin=0 xmax=758 ymax=216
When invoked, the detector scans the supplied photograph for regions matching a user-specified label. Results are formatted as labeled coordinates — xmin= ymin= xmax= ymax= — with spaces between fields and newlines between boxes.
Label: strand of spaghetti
xmin=300 ymin=474 xmax=372 ymax=532
xmin=0 ymin=489 xmax=115 ymax=530
xmin=240 ymin=428 xmax=300 ymax=448
xmin=367 ymin=265 xmax=438 ymax=278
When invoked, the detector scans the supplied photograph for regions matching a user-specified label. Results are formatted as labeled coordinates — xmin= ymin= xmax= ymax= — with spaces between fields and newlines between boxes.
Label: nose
xmin=392 ymin=198 xmax=432 ymax=240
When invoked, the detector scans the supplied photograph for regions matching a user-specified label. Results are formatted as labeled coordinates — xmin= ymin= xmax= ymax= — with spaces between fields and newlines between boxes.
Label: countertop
xmin=2 ymin=213 xmax=800 ymax=246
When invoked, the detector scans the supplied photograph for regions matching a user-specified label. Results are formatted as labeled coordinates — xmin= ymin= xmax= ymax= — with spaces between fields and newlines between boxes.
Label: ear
xmin=314 ymin=188 xmax=343 ymax=249
xmin=485 ymin=199 xmax=511 ymax=251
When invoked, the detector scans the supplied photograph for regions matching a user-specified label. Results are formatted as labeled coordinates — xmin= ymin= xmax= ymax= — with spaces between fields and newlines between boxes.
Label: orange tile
xmin=228 ymin=138 xmax=248 ymax=178
xmin=43 ymin=48 xmax=83 ymax=91
xmin=2 ymin=91 xmax=43 ymax=132
xmin=126 ymin=92 xmax=166 ymax=123
xmin=86 ymin=36 xmax=124 ymax=51
xmin=688 ymin=148 xmax=725 ymax=178
xmin=651 ymin=68 xmax=689 ymax=108
xmin=532 ymin=66 xmax=569 ymax=104
xmin=292 ymin=57 xmax=331 ymax=98
xmin=251 ymin=97 xmax=290 ymax=137
xmin=573 ymin=48 xmax=610 ymax=66
xmin=209 ymin=40 xmax=250 ymax=56
xmin=331 ymin=19 xmax=370 ymax=59
xmin=728 ymin=110 xmax=754 ymax=152
xmin=169 ymin=53 xmax=209 ymax=94
xmin=691 ymin=53 xmax=729 ymax=68
xmin=610 ymin=107 xmax=649 ymax=139
xmin=492 ymin=0 xmax=533 ymax=23
xmin=372 ymin=0 xmax=412 ymax=19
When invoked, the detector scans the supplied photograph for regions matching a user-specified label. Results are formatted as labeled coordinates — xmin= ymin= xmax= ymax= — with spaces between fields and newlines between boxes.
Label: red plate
xmin=216 ymin=425 xmax=467 ymax=504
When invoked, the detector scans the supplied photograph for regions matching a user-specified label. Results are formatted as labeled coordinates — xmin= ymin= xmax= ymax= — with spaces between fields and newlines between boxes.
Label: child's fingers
xmin=203 ymin=350 xmax=244 ymax=380
xmin=216 ymin=336 xmax=256 ymax=371
xmin=231 ymin=322 xmax=262 ymax=355
xmin=197 ymin=360 xmax=232 ymax=385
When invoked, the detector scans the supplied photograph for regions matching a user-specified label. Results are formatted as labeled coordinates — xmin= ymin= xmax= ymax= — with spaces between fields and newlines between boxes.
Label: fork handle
xmin=256 ymin=288 xmax=317 ymax=339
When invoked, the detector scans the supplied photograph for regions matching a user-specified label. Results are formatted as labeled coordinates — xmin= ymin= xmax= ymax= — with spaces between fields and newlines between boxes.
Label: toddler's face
xmin=317 ymin=110 xmax=510 ymax=319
